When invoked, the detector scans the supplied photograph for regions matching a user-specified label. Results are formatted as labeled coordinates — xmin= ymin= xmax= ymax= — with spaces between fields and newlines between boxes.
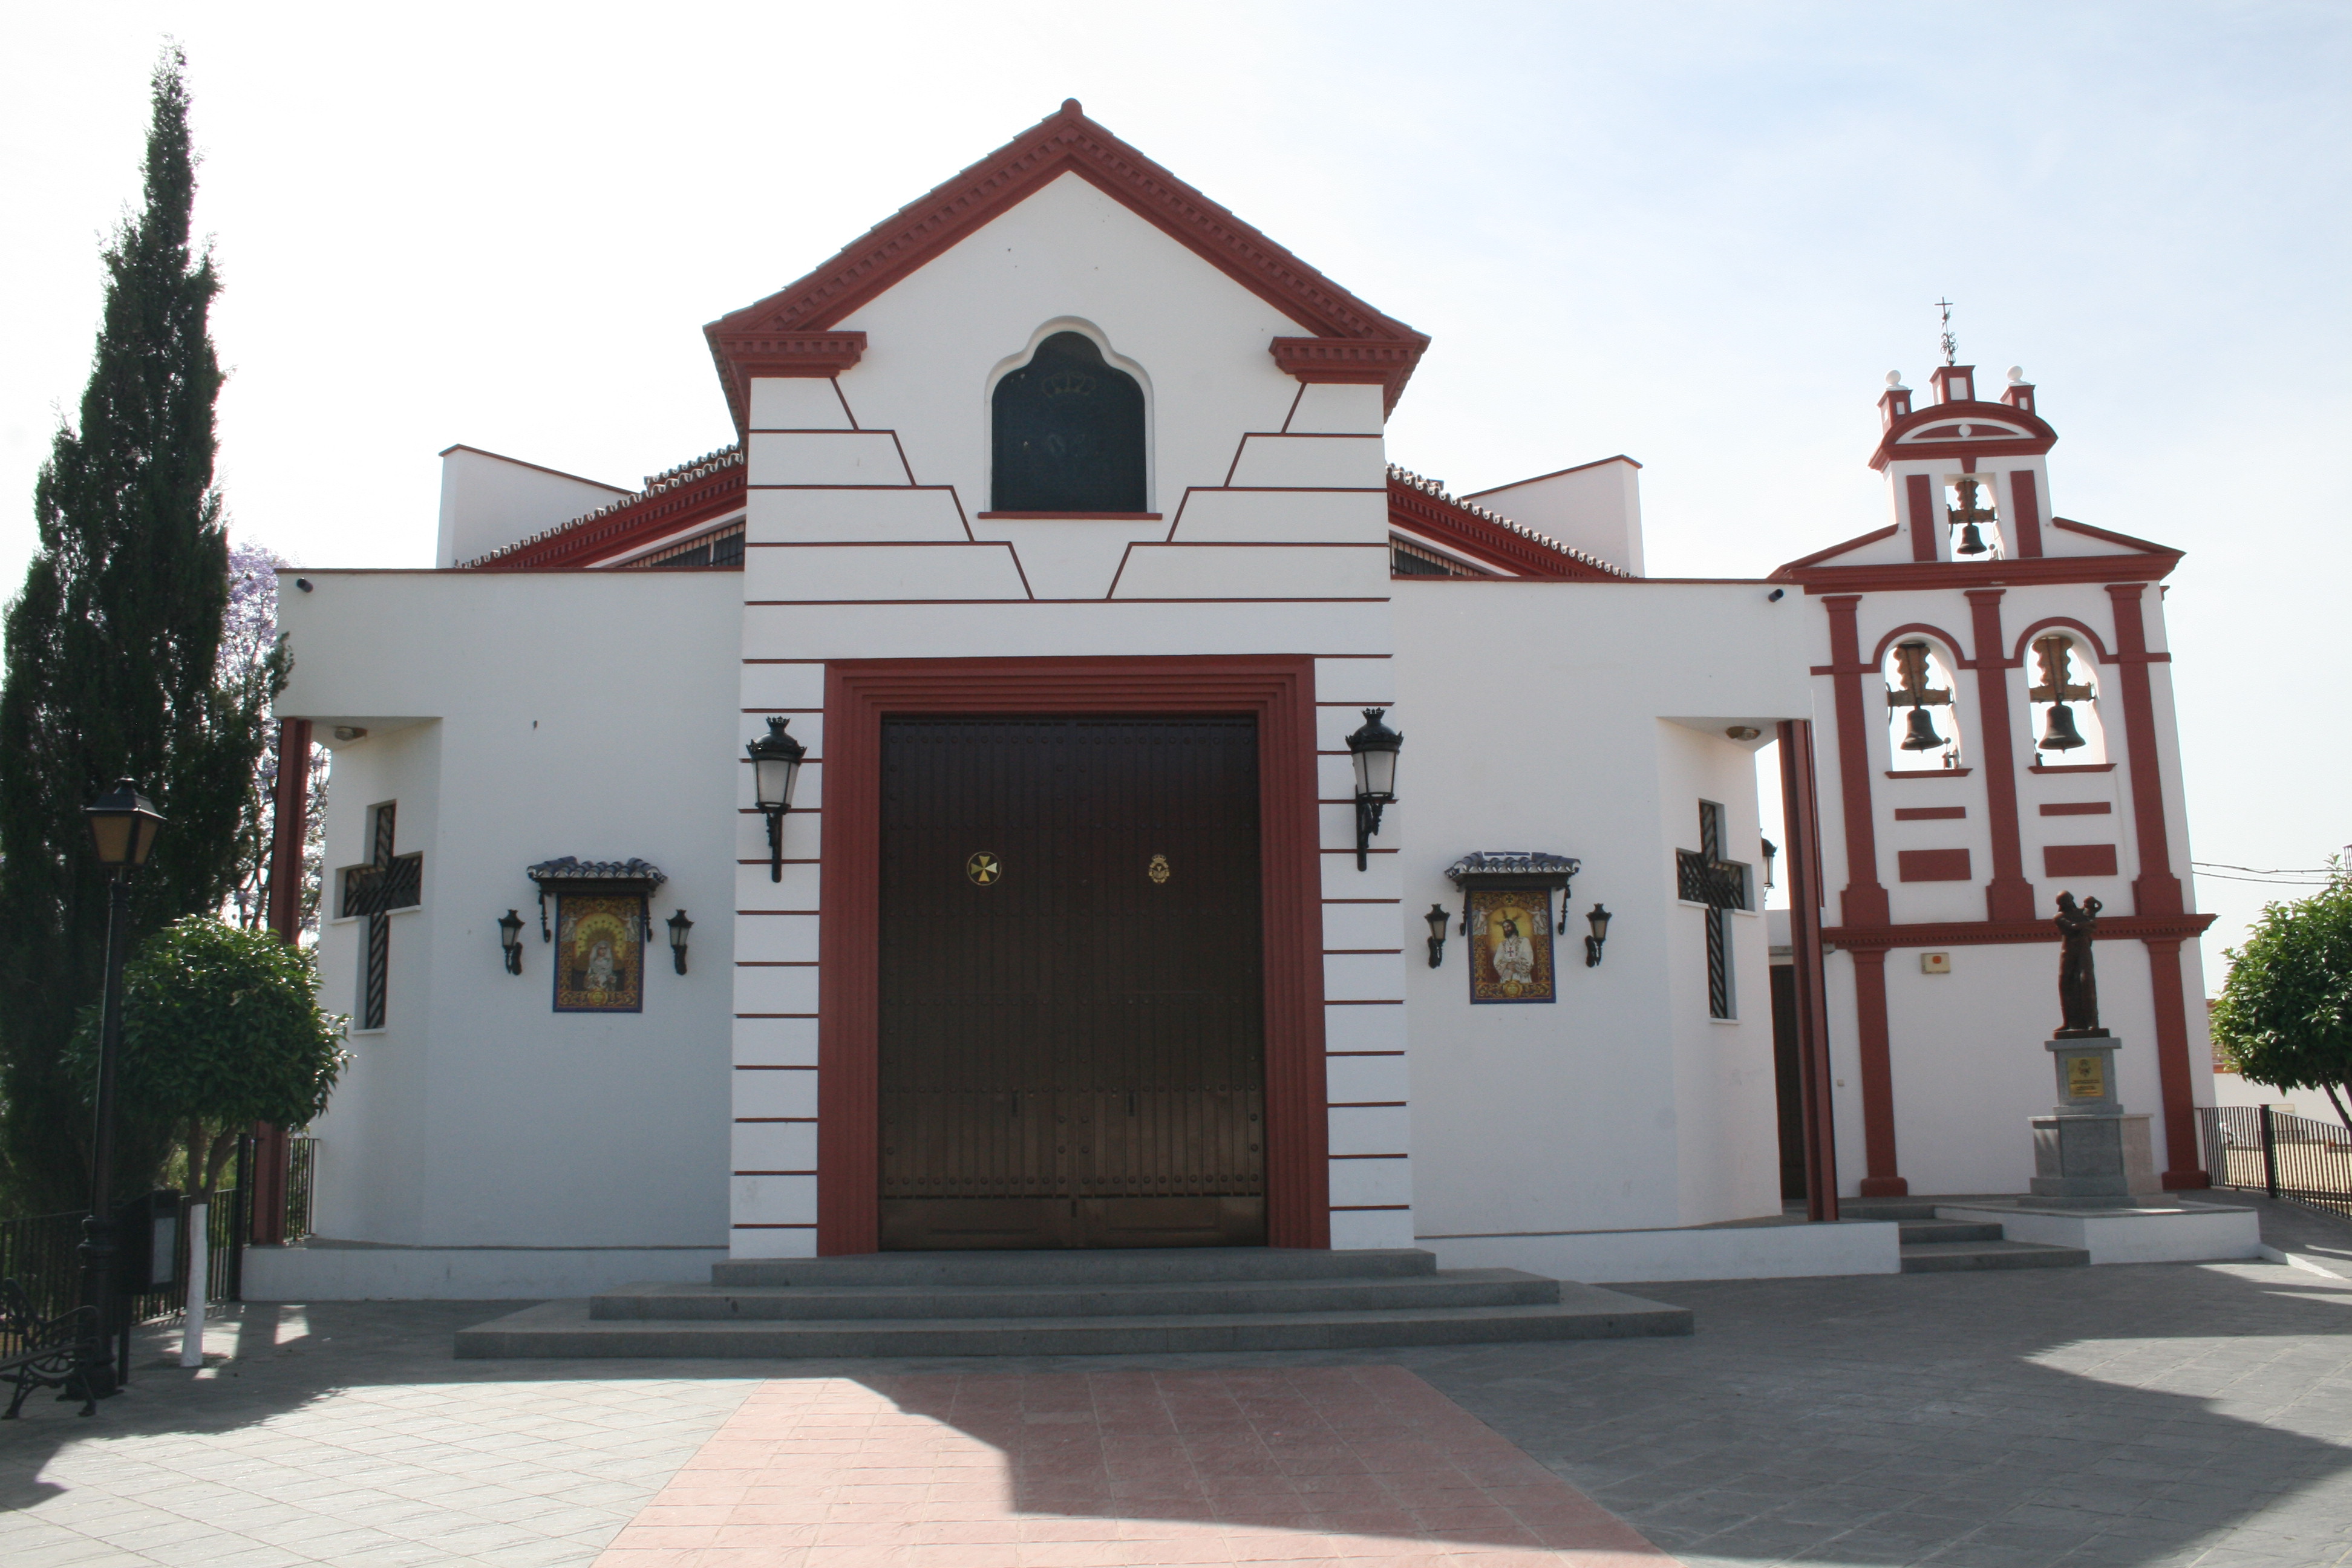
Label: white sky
xmin=3 ymin=2 xmax=2346 ymax=984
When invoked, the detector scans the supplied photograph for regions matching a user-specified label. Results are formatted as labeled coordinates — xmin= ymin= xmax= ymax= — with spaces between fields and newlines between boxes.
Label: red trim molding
xmin=1849 ymin=949 xmax=1906 ymax=1196
xmin=1823 ymin=596 xmax=1889 ymax=927
xmin=815 ymin=655 xmax=1328 ymax=1254
xmin=1777 ymin=720 xmax=1840 ymax=1221
xmin=1869 ymin=397 xmax=2058 ymax=472
xmin=705 ymin=101 xmax=1428 ymax=430
xmin=1896 ymin=849 xmax=1972 ymax=883
xmin=1821 ymin=912 xmax=2214 ymax=950
xmin=2106 ymin=584 xmax=2182 ymax=917
xmin=710 ymin=333 xmax=867 ymax=417
xmin=471 ymin=463 xmax=748 ymax=572
xmin=2011 ymin=469 xmax=2044 ymax=558
xmin=1269 ymin=338 xmax=1425 ymax=413
xmin=1385 ymin=474 xmax=1624 ymax=580
xmin=2145 ymin=936 xmax=2209 ymax=1187
xmin=1965 ymin=589 xmax=2035 ymax=921
xmin=1905 ymin=474 xmax=1938 ymax=563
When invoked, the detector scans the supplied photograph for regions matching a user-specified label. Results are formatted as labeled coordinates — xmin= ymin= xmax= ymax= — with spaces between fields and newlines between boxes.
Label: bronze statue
xmin=2053 ymin=892 xmax=2106 ymax=1037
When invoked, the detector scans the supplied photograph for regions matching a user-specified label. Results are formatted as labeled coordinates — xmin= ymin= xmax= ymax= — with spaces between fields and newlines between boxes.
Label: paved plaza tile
xmin=2 ymin=1206 xmax=2350 ymax=1567
xmin=595 ymin=1365 xmax=1668 ymax=1565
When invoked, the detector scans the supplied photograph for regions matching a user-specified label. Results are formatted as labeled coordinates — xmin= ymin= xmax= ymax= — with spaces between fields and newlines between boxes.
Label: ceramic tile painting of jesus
xmin=1468 ymin=887 xmax=1556 ymax=1003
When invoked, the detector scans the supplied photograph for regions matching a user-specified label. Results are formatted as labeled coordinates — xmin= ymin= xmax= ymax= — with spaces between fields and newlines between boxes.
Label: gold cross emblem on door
xmin=965 ymin=851 xmax=1001 ymax=886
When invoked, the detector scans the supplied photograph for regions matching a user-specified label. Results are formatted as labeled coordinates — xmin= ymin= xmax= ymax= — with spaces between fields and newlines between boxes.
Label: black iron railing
xmin=0 ymin=1132 xmax=319 ymax=1354
xmin=2198 ymin=1103 xmax=2352 ymax=1218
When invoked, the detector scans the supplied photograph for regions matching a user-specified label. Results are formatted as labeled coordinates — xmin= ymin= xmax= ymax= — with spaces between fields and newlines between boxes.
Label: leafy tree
xmin=0 ymin=50 xmax=284 ymax=1214
xmin=68 ymin=918 xmax=346 ymax=1204
xmin=66 ymin=917 xmax=344 ymax=1365
xmin=2211 ymin=866 xmax=2352 ymax=1132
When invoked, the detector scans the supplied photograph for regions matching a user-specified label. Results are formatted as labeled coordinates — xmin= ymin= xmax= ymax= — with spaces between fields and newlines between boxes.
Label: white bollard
xmin=180 ymin=1201 xmax=208 ymax=1368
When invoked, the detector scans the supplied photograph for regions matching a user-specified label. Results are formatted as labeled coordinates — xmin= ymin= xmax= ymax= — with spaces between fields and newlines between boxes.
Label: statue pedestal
xmin=2028 ymin=1036 xmax=2158 ymax=1207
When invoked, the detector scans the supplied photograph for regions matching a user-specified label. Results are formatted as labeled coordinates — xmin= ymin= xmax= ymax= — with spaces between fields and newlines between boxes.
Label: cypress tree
xmin=0 ymin=50 xmax=283 ymax=1213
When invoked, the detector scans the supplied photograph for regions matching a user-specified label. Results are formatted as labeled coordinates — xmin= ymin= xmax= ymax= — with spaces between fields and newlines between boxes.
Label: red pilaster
xmin=1823 ymin=596 xmax=1889 ymax=927
xmin=2144 ymin=936 xmax=2208 ymax=1188
xmin=1905 ymin=474 xmax=1939 ymax=563
xmin=1965 ymin=590 xmax=2035 ymax=922
xmin=2105 ymin=584 xmax=2183 ymax=916
xmin=2010 ymin=470 xmax=2044 ymax=558
xmin=1777 ymin=720 xmax=1840 ymax=1221
xmin=1849 ymin=948 xmax=1906 ymax=1197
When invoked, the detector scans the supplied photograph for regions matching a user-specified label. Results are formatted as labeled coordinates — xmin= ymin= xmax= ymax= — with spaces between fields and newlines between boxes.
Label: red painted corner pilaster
xmin=1849 ymin=948 xmax=1905 ymax=1197
xmin=1965 ymin=590 xmax=2035 ymax=923
xmin=2105 ymin=584 xmax=2184 ymax=917
xmin=1904 ymin=475 xmax=1939 ymax=563
xmin=2143 ymin=936 xmax=2206 ymax=1186
xmin=1823 ymin=597 xmax=1890 ymax=927
xmin=2010 ymin=469 xmax=2044 ymax=558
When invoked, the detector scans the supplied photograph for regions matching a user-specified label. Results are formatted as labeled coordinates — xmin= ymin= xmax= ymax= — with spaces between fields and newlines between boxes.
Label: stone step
xmin=707 ymin=1246 xmax=1436 ymax=1289
xmin=1841 ymin=1200 xmax=1949 ymax=1222
xmin=456 ymin=1284 xmax=1693 ymax=1359
xmin=1898 ymin=1220 xmax=2005 ymax=1245
xmin=1898 ymin=1239 xmax=2089 ymax=1273
xmin=589 ymin=1269 xmax=1558 ymax=1322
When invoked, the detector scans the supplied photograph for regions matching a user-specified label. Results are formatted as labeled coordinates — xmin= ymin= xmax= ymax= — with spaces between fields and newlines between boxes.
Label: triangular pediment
xmin=704 ymin=100 xmax=1427 ymax=429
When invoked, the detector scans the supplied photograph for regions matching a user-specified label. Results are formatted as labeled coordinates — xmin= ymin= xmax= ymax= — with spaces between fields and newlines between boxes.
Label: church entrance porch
xmin=877 ymin=717 xmax=1267 ymax=1249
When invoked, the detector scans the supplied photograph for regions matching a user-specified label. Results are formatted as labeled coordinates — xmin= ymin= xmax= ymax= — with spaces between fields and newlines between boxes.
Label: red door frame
xmin=815 ymin=655 xmax=1330 ymax=1253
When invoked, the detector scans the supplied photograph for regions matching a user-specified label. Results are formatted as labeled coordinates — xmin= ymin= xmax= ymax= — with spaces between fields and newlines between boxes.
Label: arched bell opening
xmin=2026 ymin=632 xmax=2107 ymax=765
xmin=1884 ymin=637 xmax=1964 ymax=772
xmin=1944 ymin=474 xmax=2007 ymax=560
xmin=989 ymin=329 xmax=1148 ymax=513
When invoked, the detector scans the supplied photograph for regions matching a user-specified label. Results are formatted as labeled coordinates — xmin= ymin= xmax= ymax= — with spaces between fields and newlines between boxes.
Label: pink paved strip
xmin=596 ymin=1365 xmax=1678 ymax=1567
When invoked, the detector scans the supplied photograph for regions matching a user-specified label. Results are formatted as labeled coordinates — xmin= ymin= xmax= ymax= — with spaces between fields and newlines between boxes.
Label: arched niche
xmin=989 ymin=329 xmax=1147 ymax=513
xmin=1883 ymin=635 xmax=1965 ymax=771
xmin=2024 ymin=630 xmax=2108 ymax=765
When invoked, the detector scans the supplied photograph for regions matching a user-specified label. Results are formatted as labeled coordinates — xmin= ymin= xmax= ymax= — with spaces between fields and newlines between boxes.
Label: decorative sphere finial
xmin=1886 ymin=370 xmax=1906 ymax=389
xmin=1062 ymin=97 xmax=1082 ymax=115
xmin=2007 ymin=365 xmax=2027 ymax=384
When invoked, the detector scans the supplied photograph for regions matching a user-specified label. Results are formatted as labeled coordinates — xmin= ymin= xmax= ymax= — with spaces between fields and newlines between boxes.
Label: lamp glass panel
xmin=754 ymin=755 xmax=800 ymax=811
xmin=1356 ymin=745 xmax=1398 ymax=801
xmin=87 ymin=813 xmax=135 ymax=866
xmin=126 ymin=814 xmax=160 ymax=866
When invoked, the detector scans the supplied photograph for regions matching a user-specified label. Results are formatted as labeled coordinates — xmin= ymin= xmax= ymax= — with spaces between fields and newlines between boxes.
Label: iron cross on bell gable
xmin=1948 ymin=475 xmax=1999 ymax=556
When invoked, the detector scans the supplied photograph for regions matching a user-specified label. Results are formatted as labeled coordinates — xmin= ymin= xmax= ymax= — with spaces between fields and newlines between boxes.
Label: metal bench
xmin=1 ymin=1278 xmax=99 ymax=1417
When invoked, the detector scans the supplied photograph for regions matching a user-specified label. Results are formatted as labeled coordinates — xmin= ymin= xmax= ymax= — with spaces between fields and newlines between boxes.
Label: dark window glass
xmin=991 ymin=332 xmax=1146 ymax=512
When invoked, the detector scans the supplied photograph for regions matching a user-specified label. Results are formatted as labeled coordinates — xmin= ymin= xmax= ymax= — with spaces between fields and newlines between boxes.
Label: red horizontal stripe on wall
xmin=2040 ymin=802 xmax=2112 ymax=816
xmin=1893 ymin=806 xmax=1966 ymax=822
xmin=1896 ymin=849 xmax=1973 ymax=883
xmin=2044 ymin=843 xmax=2118 ymax=877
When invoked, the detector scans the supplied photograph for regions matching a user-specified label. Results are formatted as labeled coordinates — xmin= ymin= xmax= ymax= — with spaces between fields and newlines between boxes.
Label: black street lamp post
xmin=80 ymin=778 xmax=165 ymax=1403
xmin=746 ymin=719 xmax=807 ymax=883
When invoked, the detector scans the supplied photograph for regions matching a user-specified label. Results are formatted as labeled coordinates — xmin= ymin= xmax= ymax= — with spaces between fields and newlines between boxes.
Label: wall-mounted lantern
xmin=1424 ymin=904 xmax=1449 ymax=969
xmin=666 ymin=909 xmax=694 ymax=975
xmin=1761 ymin=837 xmax=1778 ymax=892
xmin=497 ymin=909 xmax=524 ymax=974
xmin=746 ymin=717 xmax=807 ymax=883
xmin=1345 ymin=708 xmax=1402 ymax=871
xmin=1584 ymin=904 xmax=1613 ymax=968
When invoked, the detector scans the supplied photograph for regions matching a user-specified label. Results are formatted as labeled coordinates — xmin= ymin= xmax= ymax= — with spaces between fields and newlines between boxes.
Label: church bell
xmin=1900 ymin=708 xmax=1945 ymax=751
xmin=1954 ymin=521 xmax=1990 ymax=555
xmin=2038 ymin=701 xmax=2088 ymax=753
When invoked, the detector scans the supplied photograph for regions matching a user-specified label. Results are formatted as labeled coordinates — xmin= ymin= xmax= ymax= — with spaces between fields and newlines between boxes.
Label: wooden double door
xmin=878 ymin=716 xmax=1267 ymax=1249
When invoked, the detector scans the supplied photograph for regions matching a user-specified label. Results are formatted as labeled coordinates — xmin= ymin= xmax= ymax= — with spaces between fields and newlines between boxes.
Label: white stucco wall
xmin=279 ymin=568 xmax=740 ymax=1247
xmin=1393 ymin=580 xmax=1809 ymax=1240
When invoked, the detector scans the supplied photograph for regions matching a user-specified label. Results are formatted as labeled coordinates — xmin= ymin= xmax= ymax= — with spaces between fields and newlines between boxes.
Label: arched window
xmin=2027 ymin=633 xmax=2106 ymax=765
xmin=1884 ymin=638 xmax=1964 ymax=771
xmin=991 ymin=332 xmax=1146 ymax=513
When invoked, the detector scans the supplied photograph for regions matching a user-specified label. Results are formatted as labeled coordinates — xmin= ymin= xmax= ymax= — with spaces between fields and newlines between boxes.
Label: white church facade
xmin=253 ymin=103 xmax=2218 ymax=1298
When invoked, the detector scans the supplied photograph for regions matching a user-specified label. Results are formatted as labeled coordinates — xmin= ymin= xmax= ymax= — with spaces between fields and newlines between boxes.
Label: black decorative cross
xmin=1676 ymin=803 xmax=1749 ymax=1020
xmin=339 ymin=802 xmax=422 ymax=1030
